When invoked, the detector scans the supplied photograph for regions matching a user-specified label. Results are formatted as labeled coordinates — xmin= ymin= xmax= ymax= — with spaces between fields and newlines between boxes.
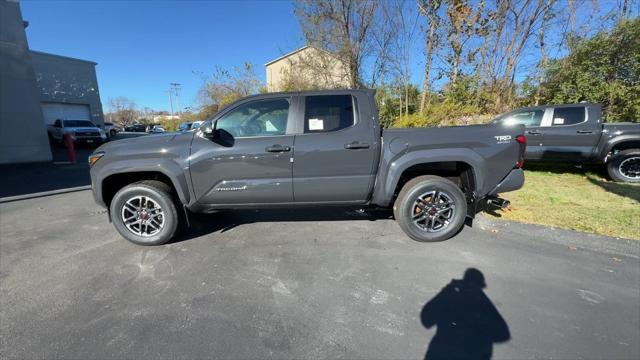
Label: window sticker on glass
xmin=309 ymin=118 xmax=324 ymax=130
xmin=554 ymin=118 xmax=565 ymax=125
xmin=265 ymin=120 xmax=277 ymax=132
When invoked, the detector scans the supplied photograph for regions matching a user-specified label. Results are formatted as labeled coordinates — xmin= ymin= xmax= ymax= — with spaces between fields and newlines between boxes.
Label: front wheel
xmin=110 ymin=180 xmax=180 ymax=245
xmin=110 ymin=129 xmax=117 ymax=137
xmin=607 ymin=149 xmax=640 ymax=183
xmin=393 ymin=175 xmax=467 ymax=242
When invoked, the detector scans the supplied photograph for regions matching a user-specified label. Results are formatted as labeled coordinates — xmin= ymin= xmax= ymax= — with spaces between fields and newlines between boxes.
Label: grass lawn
xmin=489 ymin=163 xmax=640 ymax=240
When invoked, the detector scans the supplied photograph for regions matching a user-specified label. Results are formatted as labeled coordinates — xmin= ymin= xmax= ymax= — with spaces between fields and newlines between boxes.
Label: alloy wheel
xmin=619 ymin=156 xmax=640 ymax=180
xmin=411 ymin=190 xmax=456 ymax=233
xmin=121 ymin=195 xmax=164 ymax=237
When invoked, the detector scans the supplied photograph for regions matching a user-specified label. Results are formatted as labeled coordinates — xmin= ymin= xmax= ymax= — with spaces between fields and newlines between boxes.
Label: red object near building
xmin=64 ymin=132 xmax=76 ymax=163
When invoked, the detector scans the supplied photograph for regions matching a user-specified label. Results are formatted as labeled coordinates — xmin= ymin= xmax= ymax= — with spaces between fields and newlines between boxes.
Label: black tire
xmin=393 ymin=175 xmax=467 ymax=242
xmin=607 ymin=149 xmax=640 ymax=183
xmin=110 ymin=129 xmax=117 ymax=137
xmin=110 ymin=180 xmax=180 ymax=245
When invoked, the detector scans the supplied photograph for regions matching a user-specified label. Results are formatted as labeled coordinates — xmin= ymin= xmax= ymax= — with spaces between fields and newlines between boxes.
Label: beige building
xmin=265 ymin=46 xmax=350 ymax=92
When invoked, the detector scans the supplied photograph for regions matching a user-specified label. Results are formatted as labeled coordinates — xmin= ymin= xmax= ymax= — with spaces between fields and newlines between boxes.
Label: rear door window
xmin=551 ymin=107 xmax=585 ymax=126
xmin=304 ymin=95 xmax=355 ymax=133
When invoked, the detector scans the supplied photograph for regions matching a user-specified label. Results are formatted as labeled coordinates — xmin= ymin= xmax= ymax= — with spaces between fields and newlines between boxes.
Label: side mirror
xmin=201 ymin=121 xmax=215 ymax=138
xmin=201 ymin=121 xmax=234 ymax=147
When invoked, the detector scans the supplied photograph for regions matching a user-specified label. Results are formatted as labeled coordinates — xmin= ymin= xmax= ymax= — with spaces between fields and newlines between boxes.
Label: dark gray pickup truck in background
xmin=89 ymin=90 xmax=525 ymax=245
xmin=494 ymin=103 xmax=640 ymax=182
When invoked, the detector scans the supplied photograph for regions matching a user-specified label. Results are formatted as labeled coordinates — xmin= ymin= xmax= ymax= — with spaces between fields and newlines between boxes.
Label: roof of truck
xmin=508 ymin=102 xmax=600 ymax=112
xmin=247 ymin=88 xmax=376 ymax=98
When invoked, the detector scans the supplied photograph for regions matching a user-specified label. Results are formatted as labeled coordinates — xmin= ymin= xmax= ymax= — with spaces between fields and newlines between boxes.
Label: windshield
xmin=63 ymin=120 xmax=95 ymax=127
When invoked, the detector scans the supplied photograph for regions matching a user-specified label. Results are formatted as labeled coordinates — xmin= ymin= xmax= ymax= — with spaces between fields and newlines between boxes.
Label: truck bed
xmin=379 ymin=123 xmax=525 ymax=197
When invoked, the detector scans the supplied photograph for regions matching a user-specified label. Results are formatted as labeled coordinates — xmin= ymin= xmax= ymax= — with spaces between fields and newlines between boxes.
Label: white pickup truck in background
xmin=47 ymin=119 xmax=107 ymax=146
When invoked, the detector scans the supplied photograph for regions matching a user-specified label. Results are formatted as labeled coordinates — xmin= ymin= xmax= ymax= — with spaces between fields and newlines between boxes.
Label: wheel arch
xmin=372 ymin=149 xmax=483 ymax=207
xmin=102 ymin=171 xmax=177 ymax=207
xmin=95 ymin=159 xmax=192 ymax=208
xmin=603 ymin=136 xmax=640 ymax=160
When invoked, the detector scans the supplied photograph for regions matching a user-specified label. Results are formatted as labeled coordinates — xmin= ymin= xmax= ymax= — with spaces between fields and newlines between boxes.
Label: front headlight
xmin=88 ymin=151 xmax=105 ymax=167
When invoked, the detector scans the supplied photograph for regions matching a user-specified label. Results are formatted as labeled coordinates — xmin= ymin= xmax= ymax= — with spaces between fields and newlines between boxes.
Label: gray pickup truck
xmin=493 ymin=103 xmax=639 ymax=182
xmin=89 ymin=90 xmax=525 ymax=245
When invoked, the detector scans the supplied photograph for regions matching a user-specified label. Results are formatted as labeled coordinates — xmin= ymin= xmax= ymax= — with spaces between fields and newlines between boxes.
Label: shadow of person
xmin=421 ymin=268 xmax=510 ymax=360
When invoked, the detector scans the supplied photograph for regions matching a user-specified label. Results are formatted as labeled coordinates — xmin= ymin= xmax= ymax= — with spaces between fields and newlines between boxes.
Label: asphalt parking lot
xmin=1 ymin=187 xmax=638 ymax=359
xmin=0 ymin=132 xmax=147 ymax=199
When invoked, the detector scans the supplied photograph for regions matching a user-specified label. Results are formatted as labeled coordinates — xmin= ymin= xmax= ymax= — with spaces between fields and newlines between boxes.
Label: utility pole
xmin=166 ymin=90 xmax=174 ymax=116
xmin=170 ymin=83 xmax=182 ymax=117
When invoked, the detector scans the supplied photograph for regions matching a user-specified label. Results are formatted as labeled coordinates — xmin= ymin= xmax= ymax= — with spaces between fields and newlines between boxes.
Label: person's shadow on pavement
xmin=421 ymin=268 xmax=510 ymax=360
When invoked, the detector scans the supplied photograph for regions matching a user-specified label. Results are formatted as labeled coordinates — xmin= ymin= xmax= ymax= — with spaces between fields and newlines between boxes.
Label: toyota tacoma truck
xmin=493 ymin=103 xmax=640 ymax=182
xmin=89 ymin=90 xmax=525 ymax=245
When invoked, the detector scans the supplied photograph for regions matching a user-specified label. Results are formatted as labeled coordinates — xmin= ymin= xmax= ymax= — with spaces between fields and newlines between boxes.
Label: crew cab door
xmin=292 ymin=94 xmax=378 ymax=203
xmin=535 ymin=106 xmax=601 ymax=161
xmin=496 ymin=109 xmax=545 ymax=160
xmin=189 ymin=97 xmax=295 ymax=205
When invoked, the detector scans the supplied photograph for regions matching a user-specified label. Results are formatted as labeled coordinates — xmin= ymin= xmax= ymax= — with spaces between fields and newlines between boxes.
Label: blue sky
xmin=20 ymin=1 xmax=632 ymax=112
xmin=21 ymin=0 xmax=305 ymax=112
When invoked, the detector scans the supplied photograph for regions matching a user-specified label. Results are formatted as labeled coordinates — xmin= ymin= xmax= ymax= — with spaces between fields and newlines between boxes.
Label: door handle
xmin=577 ymin=130 xmax=593 ymax=134
xmin=344 ymin=141 xmax=370 ymax=149
xmin=265 ymin=144 xmax=291 ymax=152
xmin=526 ymin=130 xmax=542 ymax=135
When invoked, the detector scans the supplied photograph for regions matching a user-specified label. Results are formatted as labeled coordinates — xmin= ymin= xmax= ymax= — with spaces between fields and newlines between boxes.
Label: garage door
xmin=41 ymin=103 xmax=91 ymax=125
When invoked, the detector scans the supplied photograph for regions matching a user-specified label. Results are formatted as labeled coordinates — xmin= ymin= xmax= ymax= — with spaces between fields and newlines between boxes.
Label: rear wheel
xmin=607 ymin=149 xmax=640 ymax=183
xmin=110 ymin=180 xmax=180 ymax=245
xmin=110 ymin=129 xmax=117 ymax=137
xmin=393 ymin=175 xmax=467 ymax=242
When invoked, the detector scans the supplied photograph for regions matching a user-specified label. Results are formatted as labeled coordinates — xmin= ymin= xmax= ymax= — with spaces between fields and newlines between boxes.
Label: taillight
xmin=515 ymin=135 xmax=526 ymax=168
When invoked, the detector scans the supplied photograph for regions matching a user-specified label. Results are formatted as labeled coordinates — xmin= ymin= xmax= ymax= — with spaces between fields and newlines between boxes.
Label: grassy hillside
xmin=491 ymin=164 xmax=640 ymax=240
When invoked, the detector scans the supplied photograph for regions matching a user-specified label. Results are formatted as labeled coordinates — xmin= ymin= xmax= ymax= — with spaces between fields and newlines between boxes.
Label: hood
xmin=95 ymin=132 xmax=192 ymax=154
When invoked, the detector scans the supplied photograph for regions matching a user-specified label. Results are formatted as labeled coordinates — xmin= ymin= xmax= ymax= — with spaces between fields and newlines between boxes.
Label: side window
xmin=552 ymin=107 xmax=585 ymax=126
xmin=304 ymin=95 xmax=355 ymax=133
xmin=500 ymin=110 xmax=544 ymax=127
xmin=216 ymin=98 xmax=289 ymax=137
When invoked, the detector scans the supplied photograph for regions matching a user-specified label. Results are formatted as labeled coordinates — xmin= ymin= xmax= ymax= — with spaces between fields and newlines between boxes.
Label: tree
xmin=107 ymin=96 xmax=138 ymax=126
xmin=196 ymin=63 xmax=262 ymax=111
xmin=532 ymin=17 xmax=640 ymax=122
xmin=418 ymin=0 xmax=443 ymax=113
xmin=384 ymin=0 xmax=420 ymax=117
xmin=277 ymin=47 xmax=351 ymax=91
xmin=294 ymin=0 xmax=389 ymax=88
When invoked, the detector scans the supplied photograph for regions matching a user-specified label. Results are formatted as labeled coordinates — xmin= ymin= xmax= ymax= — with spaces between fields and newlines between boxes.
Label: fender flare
xmin=95 ymin=158 xmax=191 ymax=206
xmin=601 ymin=135 xmax=640 ymax=160
xmin=372 ymin=148 xmax=485 ymax=207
